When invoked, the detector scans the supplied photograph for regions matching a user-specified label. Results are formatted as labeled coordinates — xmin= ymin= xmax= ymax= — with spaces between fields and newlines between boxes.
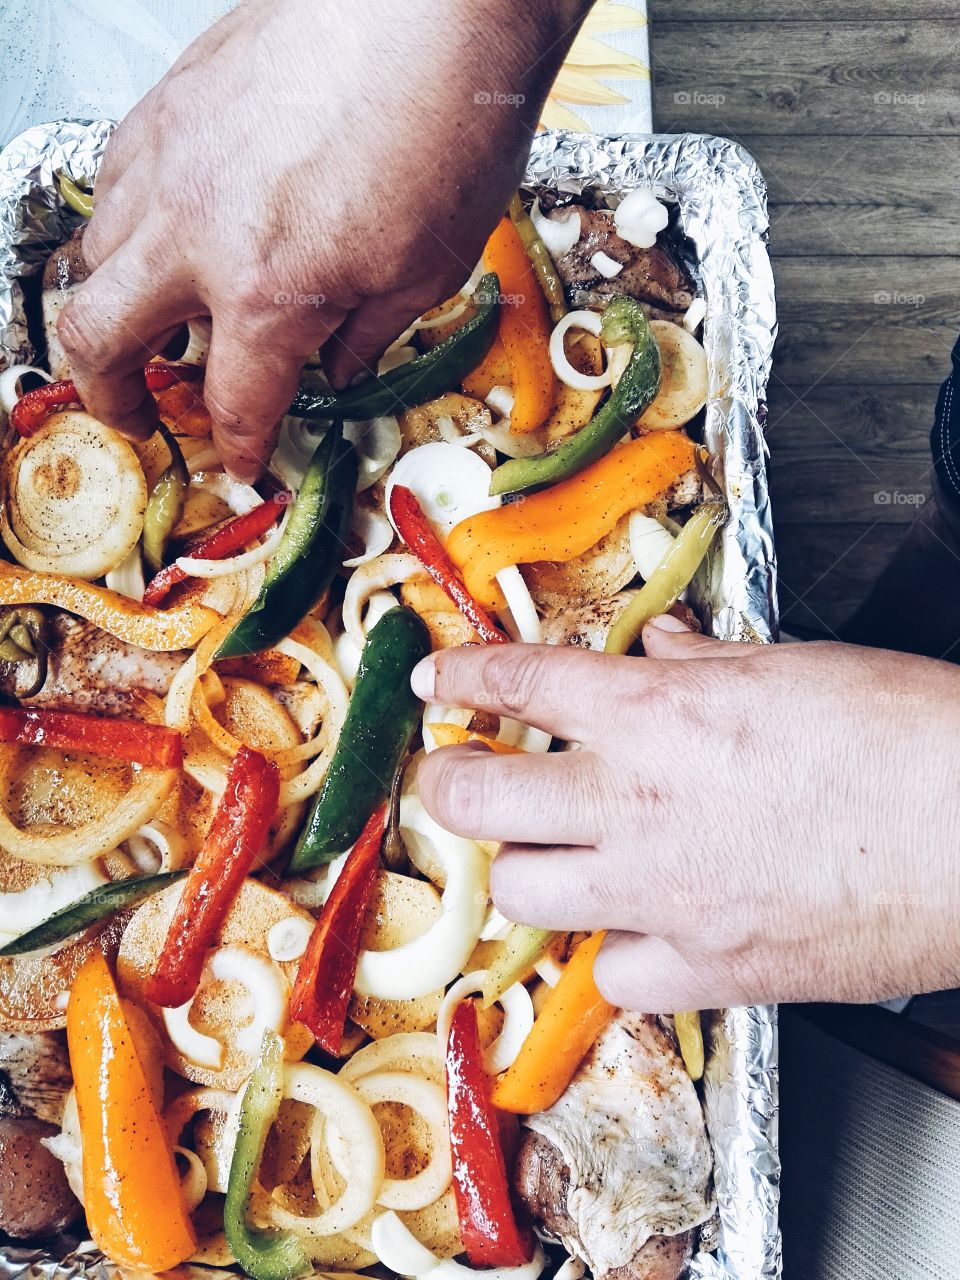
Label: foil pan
xmin=0 ymin=122 xmax=781 ymax=1280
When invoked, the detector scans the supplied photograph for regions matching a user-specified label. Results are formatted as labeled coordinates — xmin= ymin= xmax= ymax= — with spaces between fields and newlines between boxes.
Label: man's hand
xmin=58 ymin=0 xmax=589 ymax=480
xmin=413 ymin=618 xmax=960 ymax=1010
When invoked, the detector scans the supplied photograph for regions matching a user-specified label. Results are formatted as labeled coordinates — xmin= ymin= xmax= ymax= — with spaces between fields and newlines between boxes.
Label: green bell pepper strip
xmin=0 ymin=871 xmax=185 ymax=957
xmin=489 ymin=295 xmax=662 ymax=498
xmin=481 ymin=924 xmax=557 ymax=1008
xmin=58 ymin=173 xmax=94 ymax=217
xmin=508 ymin=195 xmax=567 ymax=323
xmin=142 ymin=427 xmax=189 ymax=574
xmin=216 ymin=428 xmax=358 ymax=658
xmin=289 ymin=273 xmax=501 ymax=422
xmin=224 ymin=1030 xmax=310 ymax=1280
xmin=290 ymin=605 xmax=431 ymax=871
xmin=604 ymin=499 xmax=727 ymax=656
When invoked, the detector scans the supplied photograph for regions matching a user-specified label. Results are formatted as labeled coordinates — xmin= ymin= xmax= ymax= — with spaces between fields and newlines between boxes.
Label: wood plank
xmin=753 ymin=135 xmax=960 ymax=257
xmin=650 ymin=20 xmax=960 ymax=135
xmin=775 ymin=521 xmax=906 ymax=635
xmin=767 ymin=383 xmax=935 ymax=525
xmin=770 ymin=256 xmax=960 ymax=386
xmin=658 ymin=1 xmax=956 ymax=20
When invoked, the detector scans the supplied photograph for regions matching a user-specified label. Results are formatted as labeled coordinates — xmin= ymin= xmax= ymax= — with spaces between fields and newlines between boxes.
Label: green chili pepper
xmin=508 ymin=194 xmax=567 ymax=323
xmin=57 ymin=173 xmax=94 ymax=218
xmin=224 ymin=1029 xmax=310 ymax=1280
xmin=290 ymin=606 xmax=430 ymax=871
xmin=0 ymin=871 xmax=185 ymax=957
xmin=290 ymin=273 xmax=501 ymax=422
xmin=216 ymin=428 xmax=358 ymax=659
xmin=490 ymin=294 xmax=661 ymax=498
xmin=481 ymin=924 xmax=557 ymax=1008
xmin=604 ymin=499 xmax=727 ymax=656
xmin=142 ymin=428 xmax=189 ymax=573
xmin=0 ymin=607 xmax=48 ymax=697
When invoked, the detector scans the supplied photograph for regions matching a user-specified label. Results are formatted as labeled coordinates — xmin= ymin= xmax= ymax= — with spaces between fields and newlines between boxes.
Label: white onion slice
xmin=436 ymin=972 xmax=535 ymax=1074
xmin=206 ymin=945 xmax=290 ymax=1056
xmin=342 ymin=556 xmax=419 ymax=647
xmin=479 ymin=420 xmax=546 ymax=459
xmin=534 ymin=952 xmax=565 ymax=988
xmin=531 ymin=199 xmax=581 ymax=257
xmin=271 ymin=417 xmax=322 ymax=489
xmin=190 ymin=470 xmax=262 ymax=515
xmin=372 ymin=1212 xmax=546 ymax=1280
xmin=344 ymin=508 xmax=394 ymax=568
xmin=179 ymin=317 xmax=212 ymax=366
xmin=629 ymin=511 xmax=677 ymax=582
xmin=385 ymin=442 xmax=498 ymax=538
xmin=163 ymin=1000 xmax=224 ymax=1070
xmin=549 ymin=312 xmax=612 ymax=392
xmin=354 ymin=795 xmax=488 ymax=1000
xmin=485 ymin=385 xmax=515 ymax=420
xmin=105 ymin=544 xmax=145 ymax=601
xmin=683 ymin=297 xmax=707 ymax=333
xmin=353 ymin=1071 xmax=451 ymax=1210
xmin=495 ymin=566 xmax=542 ymax=644
xmin=480 ymin=906 xmax=512 ymax=942
xmin=0 ymin=861 xmax=108 ymax=946
xmin=591 ymin=250 xmax=624 ymax=279
xmin=174 ymin=1145 xmax=208 ymax=1213
xmin=414 ymin=297 xmax=470 ymax=331
xmin=126 ymin=820 xmax=188 ymax=874
xmin=613 ymin=188 xmax=669 ymax=250
xmin=555 ymin=1258 xmax=586 ymax=1280
xmin=176 ymin=507 xmax=288 ymax=577
xmin=422 ymin=700 xmax=473 ymax=753
xmin=268 ymin=916 xmax=314 ymax=963
xmin=344 ymin=416 xmax=402 ymax=491
xmin=437 ymin=414 xmax=482 ymax=449
xmin=378 ymin=346 xmax=418 ymax=376
xmin=0 ymin=365 xmax=52 ymax=417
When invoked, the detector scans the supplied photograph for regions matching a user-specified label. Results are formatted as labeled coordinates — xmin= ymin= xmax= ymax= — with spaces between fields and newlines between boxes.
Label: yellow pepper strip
xmin=674 ymin=1010 xmax=705 ymax=1081
xmin=492 ymin=931 xmax=615 ymax=1114
xmin=428 ymin=722 xmax=524 ymax=754
xmin=0 ymin=564 xmax=219 ymax=651
xmin=447 ymin=430 xmax=697 ymax=609
xmin=67 ymin=951 xmax=197 ymax=1271
xmin=482 ymin=217 xmax=556 ymax=433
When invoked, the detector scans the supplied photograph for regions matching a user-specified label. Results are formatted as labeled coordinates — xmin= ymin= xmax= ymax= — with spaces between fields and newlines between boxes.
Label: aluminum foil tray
xmin=0 ymin=120 xmax=781 ymax=1280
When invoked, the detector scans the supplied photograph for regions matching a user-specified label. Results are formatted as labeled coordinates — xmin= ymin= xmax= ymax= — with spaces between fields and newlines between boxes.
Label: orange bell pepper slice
xmin=66 ymin=951 xmax=197 ymax=1271
xmin=428 ymin=722 xmax=524 ymax=754
xmin=492 ymin=931 xmax=614 ymax=1114
xmin=447 ymin=430 xmax=697 ymax=609
xmin=482 ymin=217 xmax=555 ymax=433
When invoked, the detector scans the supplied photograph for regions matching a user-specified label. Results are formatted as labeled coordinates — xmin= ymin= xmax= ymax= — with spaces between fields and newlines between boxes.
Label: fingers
xmin=489 ymin=842 xmax=650 ymax=933
xmin=322 ymin=287 xmax=435 ymax=390
xmin=411 ymin=644 xmax=633 ymax=743
xmin=58 ymin=231 xmax=194 ymax=438
xmin=641 ymin=614 xmax=756 ymax=661
xmin=204 ymin=308 xmax=346 ymax=482
xmin=593 ymin=931 xmax=716 ymax=1014
xmin=416 ymin=744 xmax=605 ymax=846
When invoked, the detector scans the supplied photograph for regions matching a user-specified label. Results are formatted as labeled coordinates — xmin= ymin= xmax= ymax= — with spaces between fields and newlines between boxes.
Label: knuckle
xmin=481 ymin=648 xmax=550 ymax=719
xmin=421 ymin=750 xmax=488 ymax=834
xmin=56 ymin=300 xmax=118 ymax=374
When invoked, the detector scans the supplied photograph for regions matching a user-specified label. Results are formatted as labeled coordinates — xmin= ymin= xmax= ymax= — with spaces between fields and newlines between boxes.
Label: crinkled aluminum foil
xmin=0 ymin=122 xmax=780 ymax=1280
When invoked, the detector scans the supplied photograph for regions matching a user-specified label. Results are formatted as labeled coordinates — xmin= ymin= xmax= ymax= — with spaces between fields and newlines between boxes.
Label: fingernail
xmin=649 ymin=613 xmax=690 ymax=633
xmin=411 ymin=656 xmax=436 ymax=699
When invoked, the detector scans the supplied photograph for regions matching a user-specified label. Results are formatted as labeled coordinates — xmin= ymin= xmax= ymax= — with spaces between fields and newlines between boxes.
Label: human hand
xmin=413 ymin=618 xmax=960 ymax=1010
xmin=57 ymin=0 xmax=589 ymax=480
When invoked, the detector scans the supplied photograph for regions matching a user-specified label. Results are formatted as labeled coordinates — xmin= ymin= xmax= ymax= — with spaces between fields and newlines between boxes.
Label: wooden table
xmin=649 ymin=0 xmax=960 ymax=636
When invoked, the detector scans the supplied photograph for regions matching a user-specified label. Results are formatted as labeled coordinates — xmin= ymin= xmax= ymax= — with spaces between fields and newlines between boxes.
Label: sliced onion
xmin=531 ymin=199 xmax=581 ymax=257
xmin=271 ymin=418 xmax=324 ymax=490
xmin=163 ymin=1000 xmax=224 ymax=1070
xmin=210 ymin=945 xmax=291 ymax=1056
xmin=591 ymin=250 xmax=624 ymax=279
xmin=0 ymin=860 xmax=108 ymax=945
xmin=414 ymin=297 xmax=470 ymax=332
xmin=189 ymin=472 xmax=262 ymax=514
xmin=342 ymin=555 xmax=420 ymax=647
xmin=174 ymin=1145 xmax=208 ymax=1213
xmin=354 ymin=796 xmax=488 ymax=1000
xmin=0 ymin=365 xmax=52 ymax=418
xmin=340 ymin=1032 xmax=444 ymax=1087
xmin=555 ymin=1258 xmax=586 ymax=1280
xmin=436 ymin=414 xmax=482 ymax=449
xmin=344 ymin=416 xmax=402 ymax=491
xmin=276 ymin=634 xmax=351 ymax=807
xmin=268 ymin=915 xmax=314 ymax=963
xmin=422 ymin=701 xmax=473 ymax=754
xmin=485 ymin=386 xmax=515 ymax=420
xmin=125 ymin=820 xmax=188 ymax=874
xmin=479 ymin=419 xmax=546 ymax=459
xmin=105 ymin=544 xmax=145 ymax=601
xmin=344 ymin=509 xmax=394 ymax=569
xmin=683 ymin=298 xmax=707 ymax=333
xmin=435 ymin=972 xmax=534 ymax=1074
xmin=176 ymin=507 xmax=289 ymax=577
xmin=372 ymin=1212 xmax=546 ymax=1280
xmin=349 ymin=1071 xmax=451 ymax=1211
xmin=629 ymin=511 xmax=677 ymax=582
xmin=262 ymin=1062 xmax=386 ymax=1237
xmin=480 ymin=906 xmax=511 ymax=942
xmin=378 ymin=346 xmax=418 ymax=376
xmin=534 ymin=952 xmax=565 ymax=988
xmin=43 ymin=1091 xmax=84 ymax=1205
xmin=549 ymin=312 xmax=611 ymax=393
xmin=385 ymin=443 xmax=498 ymax=538
xmin=613 ymin=188 xmax=669 ymax=250
xmin=1 ymin=411 xmax=147 ymax=579
xmin=495 ymin=566 xmax=542 ymax=644
xmin=180 ymin=317 xmax=213 ymax=367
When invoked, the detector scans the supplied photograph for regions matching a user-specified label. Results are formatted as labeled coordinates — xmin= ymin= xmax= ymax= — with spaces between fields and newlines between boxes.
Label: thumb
xmin=641 ymin=613 xmax=755 ymax=661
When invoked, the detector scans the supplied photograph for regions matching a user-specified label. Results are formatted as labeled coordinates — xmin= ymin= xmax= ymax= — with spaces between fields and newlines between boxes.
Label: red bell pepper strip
xmin=445 ymin=999 xmax=534 ymax=1268
xmin=144 ymin=746 xmax=280 ymax=1008
xmin=389 ymin=485 xmax=508 ymax=645
xmin=0 ymin=705 xmax=183 ymax=769
xmin=290 ymin=802 xmax=386 ymax=1054
xmin=10 ymin=363 xmax=201 ymax=437
xmin=142 ymin=495 xmax=290 ymax=607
